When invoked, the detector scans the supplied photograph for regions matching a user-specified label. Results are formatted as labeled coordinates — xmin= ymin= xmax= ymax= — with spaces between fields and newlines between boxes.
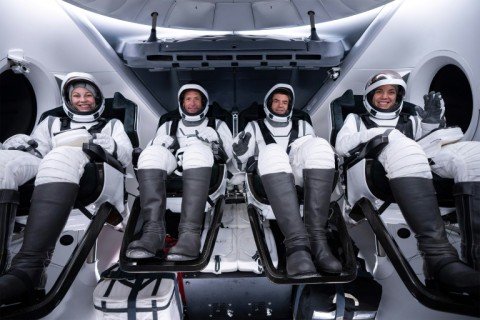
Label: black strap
xmin=257 ymin=118 xmax=299 ymax=153
xmin=334 ymin=284 xmax=346 ymax=320
xmin=359 ymin=113 xmax=414 ymax=139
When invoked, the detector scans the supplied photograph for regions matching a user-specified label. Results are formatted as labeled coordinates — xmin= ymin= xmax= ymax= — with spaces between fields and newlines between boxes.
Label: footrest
xmin=247 ymin=202 xmax=357 ymax=285
xmin=119 ymin=196 xmax=225 ymax=273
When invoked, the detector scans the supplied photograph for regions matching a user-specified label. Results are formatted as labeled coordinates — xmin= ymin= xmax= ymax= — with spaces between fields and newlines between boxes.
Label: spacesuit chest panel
xmin=360 ymin=113 xmax=414 ymax=139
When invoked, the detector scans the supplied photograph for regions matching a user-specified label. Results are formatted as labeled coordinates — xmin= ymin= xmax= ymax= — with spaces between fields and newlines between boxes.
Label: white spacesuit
xmin=0 ymin=72 xmax=132 ymax=305
xmin=335 ymin=70 xmax=480 ymax=295
xmin=232 ymin=83 xmax=342 ymax=278
xmin=126 ymin=83 xmax=233 ymax=262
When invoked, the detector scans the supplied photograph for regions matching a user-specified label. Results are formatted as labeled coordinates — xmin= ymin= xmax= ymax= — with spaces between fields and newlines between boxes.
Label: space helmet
xmin=61 ymin=72 xmax=104 ymax=122
xmin=177 ymin=83 xmax=209 ymax=122
xmin=363 ymin=70 xmax=407 ymax=120
xmin=263 ymin=83 xmax=294 ymax=123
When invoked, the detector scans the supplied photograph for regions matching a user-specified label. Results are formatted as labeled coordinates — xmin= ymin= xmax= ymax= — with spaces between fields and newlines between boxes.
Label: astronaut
xmin=335 ymin=70 xmax=480 ymax=295
xmin=126 ymin=83 xmax=233 ymax=261
xmin=232 ymin=83 xmax=342 ymax=279
xmin=0 ymin=72 xmax=133 ymax=305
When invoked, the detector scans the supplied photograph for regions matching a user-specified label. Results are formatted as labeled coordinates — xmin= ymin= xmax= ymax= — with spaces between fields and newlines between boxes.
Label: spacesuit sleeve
xmin=105 ymin=119 xmax=133 ymax=167
xmin=302 ymin=121 xmax=317 ymax=137
xmin=335 ymin=114 xmax=386 ymax=156
xmin=29 ymin=117 xmax=55 ymax=157
xmin=232 ymin=122 xmax=257 ymax=171
xmin=216 ymin=120 xmax=234 ymax=162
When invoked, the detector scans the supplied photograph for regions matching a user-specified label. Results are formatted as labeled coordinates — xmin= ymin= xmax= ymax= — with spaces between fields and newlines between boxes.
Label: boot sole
xmin=125 ymin=249 xmax=156 ymax=259
xmin=165 ymin=253 xmax=199 ymax=261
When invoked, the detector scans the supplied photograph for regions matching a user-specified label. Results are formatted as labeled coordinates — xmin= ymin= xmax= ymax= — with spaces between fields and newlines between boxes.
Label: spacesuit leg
xmin=453 ymin=182 xmax=480 ymax=270
xmin=380 ymin=139 xmax=480 ymax=294
xmin=431 ymin=142 xmax=480 ymax=270
xmin=0 ymin=151 xmax=41 ymax=274
xmin=0 ymin=182 xmax=78 ymax=305
xmin=126 ymin=145 xmax=176 ymax=259
xmin=0 ymin=147 xmax=89 ymax=305
xmin=292 ymin=138 xmax=342 ymax=273
xmin=258 ymin=144 xmax=316 ymax=278
xmin=167 ymin=143 xmax=213 ymax=261
xmin=0 ymin=190 xmax=19 ymax=274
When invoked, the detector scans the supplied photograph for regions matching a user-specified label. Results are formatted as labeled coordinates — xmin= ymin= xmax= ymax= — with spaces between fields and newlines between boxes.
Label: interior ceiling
xmin=62 ymin=0 xmax=395 ymax=31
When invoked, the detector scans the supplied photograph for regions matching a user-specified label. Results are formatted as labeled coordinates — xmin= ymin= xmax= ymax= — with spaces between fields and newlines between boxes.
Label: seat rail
xmin=247 ymin=202 xmax=357 ymax=285
xmin=357 ymin=197 xmax=480 ymax=317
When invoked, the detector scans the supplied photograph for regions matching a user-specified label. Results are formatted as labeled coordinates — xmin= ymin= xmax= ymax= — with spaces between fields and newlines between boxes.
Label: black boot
xmin=453 ymin=182 xmax=480 ymax=271
xmin=303 ymin=169 xmax=342 ymax=274
xmin=0 ymin=190 xmax=19 ymax=274
xmin=0 ymin=182 xmax=78 ymax=305
xmin=126 ymin=169 xmax=167 ymax=259
xmin=261 ymin=172 xmax=316 ymax=278
xmin=390 ymin=177 xmax=480 ymax=295
xmin=166 ymin=167 xmax=211 ymax=261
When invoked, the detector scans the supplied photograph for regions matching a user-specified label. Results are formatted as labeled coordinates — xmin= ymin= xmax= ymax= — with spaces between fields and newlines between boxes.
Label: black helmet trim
xmin=263 ymin=83 xmax=294 ymax=123
xmin=178 ymin=83 xmax=209 ymax=122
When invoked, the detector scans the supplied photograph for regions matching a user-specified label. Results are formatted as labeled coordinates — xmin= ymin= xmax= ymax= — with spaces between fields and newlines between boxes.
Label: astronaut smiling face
xmin=71 ymin=87 xmax=96 ymax=112
xmin=182 ymin=89 xmax=203 ymax=115
xmin=372 ymin=84 xmax=397 ymax=111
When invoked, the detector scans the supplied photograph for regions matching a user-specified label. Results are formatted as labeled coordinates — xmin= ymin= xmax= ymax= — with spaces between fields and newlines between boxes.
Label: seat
xmin=1 ymin=92 xmax=139 ymax=320
xmin=119 ymin=102 xmax=231 ymax=272
xmin=329 ymin=89 xmax=479 ymax=317
xmin=237 ymin=102 xmax=357 ymax=285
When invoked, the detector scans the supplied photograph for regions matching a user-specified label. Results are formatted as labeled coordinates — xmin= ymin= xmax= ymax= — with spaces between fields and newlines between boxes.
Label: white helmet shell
xmin=178 ymin=83 xmax=209 ymax=122
xmin=61 ymin=72 xmax=104 ymax=122
xmin=263 ymin=83 xmax=294 ymax=123
xmin=363 ymin=70 xmax=407 ymax=120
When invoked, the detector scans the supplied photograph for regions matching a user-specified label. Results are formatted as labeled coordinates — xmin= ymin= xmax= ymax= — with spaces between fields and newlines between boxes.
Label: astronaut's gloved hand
xmin=418 ymin=91 xmax=446 ymax=126
xmin=92 ymin=133 xmax=117 ymax=155
xmin=233 ymin=131 xmax=251 ymax=157
xmin=4 ymin=134 xmax=42 ymax=157
xmin=195 ymin=127 xmax=219 ymax=143
xmin=152 ymin=135 xmax=175 ymax=148
xmin=4 ymin=134 xmax=33 ymax=150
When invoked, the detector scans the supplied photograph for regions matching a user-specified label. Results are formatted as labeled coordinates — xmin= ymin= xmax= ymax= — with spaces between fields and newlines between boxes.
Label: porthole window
xmin=0 ymin=69 xmax=37 ymax=142
xmin=429 ymin=65 xmax=472 ymax=133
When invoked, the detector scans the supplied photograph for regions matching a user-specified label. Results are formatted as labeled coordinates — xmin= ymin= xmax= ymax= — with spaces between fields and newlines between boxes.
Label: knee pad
xmin=432 ymin=141 xmax=480 ymax=182
xmin=182 ymin=143 xmax=214 ymax=170
xmin=296 ymin=137 xmax=335 ymax=170
xmin=35 ymin=147 xmax=90 ymax=185
xmin=258 ymin=144 xmax=291 ymax=176
xmin=379 ymin=137 xmax=431 ymax=179
xmin=0 ymin=151 xmax=40 ymax=189
xmin=138 ymin=145 xmax=177 ymax=173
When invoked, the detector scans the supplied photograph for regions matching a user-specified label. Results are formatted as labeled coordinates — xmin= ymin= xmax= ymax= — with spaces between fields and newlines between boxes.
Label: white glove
xmin=3 ymin=134 xmax=32 ymax=150
xmin=92 ymin=133 xmax=116 ymax=154
xmin=152 ymin=135 xmax=175 ymax=148
xmin=195 ymin=127 xmax=219 ymax=143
